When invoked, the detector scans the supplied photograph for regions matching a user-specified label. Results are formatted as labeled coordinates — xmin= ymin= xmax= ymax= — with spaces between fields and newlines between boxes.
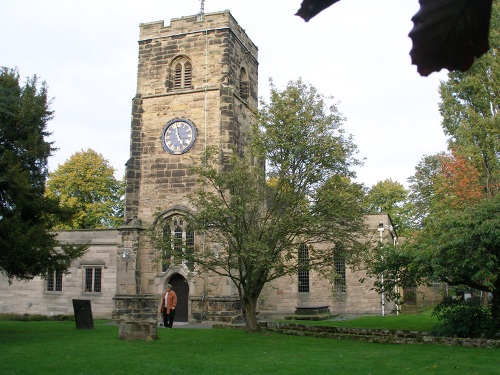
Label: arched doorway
xmin=168 ymin=274 xmax=189 ymax=322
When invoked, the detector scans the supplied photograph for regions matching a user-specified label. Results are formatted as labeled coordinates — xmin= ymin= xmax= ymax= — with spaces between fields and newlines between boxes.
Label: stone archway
xmin=167 ymin=274 xmax=189 ymax=322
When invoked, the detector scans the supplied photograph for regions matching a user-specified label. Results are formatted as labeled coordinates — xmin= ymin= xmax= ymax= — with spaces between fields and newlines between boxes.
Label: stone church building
xmin=1 ymin=11 xmax=441 ymax=329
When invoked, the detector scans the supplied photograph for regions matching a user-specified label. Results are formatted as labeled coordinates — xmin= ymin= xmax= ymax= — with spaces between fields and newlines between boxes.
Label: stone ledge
xmin=285 ymin=314 xmax=332 ymax=321
xmin=294 ymin=306 xmax=330 ymax=315
xmin=265 ymin=322 xmax=500 ymax=348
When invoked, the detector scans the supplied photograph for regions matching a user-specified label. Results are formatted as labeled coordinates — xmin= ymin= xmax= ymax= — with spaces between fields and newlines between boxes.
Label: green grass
xmin=1 ymin=321 xmax=499 ymax=374
xmin=284 ymin=308 xmax=439 ymax=332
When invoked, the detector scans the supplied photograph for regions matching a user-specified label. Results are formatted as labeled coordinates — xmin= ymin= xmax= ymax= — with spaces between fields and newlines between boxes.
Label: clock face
xmin=161 ymin=119 xmax=197 ymax=155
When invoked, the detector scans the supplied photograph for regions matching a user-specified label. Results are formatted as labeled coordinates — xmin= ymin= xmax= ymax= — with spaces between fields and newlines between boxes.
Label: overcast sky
xmin=1 ymin=0 xmax=450 ymax=188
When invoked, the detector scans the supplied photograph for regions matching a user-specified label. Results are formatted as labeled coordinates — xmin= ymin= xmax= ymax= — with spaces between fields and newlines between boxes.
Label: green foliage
xmin=407 ymin=154 xmax=443 ymax=228
xmin=255 ymin=79 xmax=361 ymax=190
xmin=431 ymin=298 xmax=493 ymax=338
xmin=186 ymin=79 xmax=366 ymax=332
xmin=438 ymin=1 xmax=500 ymax=197
xmin=385 ymin=4 xmax=500 ymax=336
xmin=364 ymin=179 xmax=412 ymax=236
xmin=398 ymin=195 xmax=500 ymax=332
xmin=362 ymin=242 xmax=432 ymax=307
xmin=0 ymin=313 xmax=74 ymax=321
xmin=0 ymin=67 xmax=87 ymax=281
xmin=46 ymin=148 xmax=124 ymax=229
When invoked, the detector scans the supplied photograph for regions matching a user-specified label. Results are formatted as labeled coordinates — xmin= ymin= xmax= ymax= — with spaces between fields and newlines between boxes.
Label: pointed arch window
xmin=172 ymin=58 xmax=193 ymax=90
xmin=161 ymin=215 xmax=195 ymax=271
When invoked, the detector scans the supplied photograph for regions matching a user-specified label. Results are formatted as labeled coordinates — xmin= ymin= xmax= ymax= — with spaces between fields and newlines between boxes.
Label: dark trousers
xmin=162 ymin=309 xmax=175 ymax=328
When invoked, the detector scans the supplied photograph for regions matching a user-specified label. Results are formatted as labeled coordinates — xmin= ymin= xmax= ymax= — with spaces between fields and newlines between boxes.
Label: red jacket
xmin=160 ymin=289 xmax=177 ymax=314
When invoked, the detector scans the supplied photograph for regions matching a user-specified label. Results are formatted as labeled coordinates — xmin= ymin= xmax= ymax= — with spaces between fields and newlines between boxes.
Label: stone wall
xmin=265 ymin=322 xmax=500 ymax=348
xmin=258 ymin=214 xmax=400 ymax=317
xmin=123 ymin=11 xmax=259 ymax=297
xmin=258 ymin=268 xmax=397 ymax=317
xmin=0 ymin=229 xmax=119 ymax=319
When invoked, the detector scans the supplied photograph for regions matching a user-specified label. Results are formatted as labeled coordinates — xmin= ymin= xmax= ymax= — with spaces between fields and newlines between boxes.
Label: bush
xmin=0 ymin=313 xmax=74 ymax=321
xmin=431 ymin=298 xmax=492 ymax=338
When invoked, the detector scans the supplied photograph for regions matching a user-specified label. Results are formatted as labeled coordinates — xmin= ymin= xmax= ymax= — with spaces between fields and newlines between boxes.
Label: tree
xmin=364 ymin=195 xmax=500 ymax=334
xmin=367 ymin=2 xmax=500 ymax=333
xmin=0 ymin=67 xmax=86 ymax=281
xmin=407 ymin=153 xmax=443 ymax=228
xmin=434 ymin=149 xmax=485 ymax=209
xmin=413 ymin=196 xmax=500 ymax=331
xmin=296 ymin=0 xmax=493 ymax=76
xmin=183 ymin=79 xmax=366 ymax=332
xmin=364 ymin=179 xmax=411 ymax=236
xmin=46 ymin=149 xmax=124 ymax=229
xmin=438 ymin=10 xmax=500 ymax=198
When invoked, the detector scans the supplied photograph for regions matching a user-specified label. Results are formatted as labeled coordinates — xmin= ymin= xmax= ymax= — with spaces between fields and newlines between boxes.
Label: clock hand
xmin=175 ymin=126 xmax=183 ymax=144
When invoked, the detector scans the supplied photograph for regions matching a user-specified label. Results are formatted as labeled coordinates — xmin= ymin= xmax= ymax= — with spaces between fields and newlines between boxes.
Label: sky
xmin=1 ymin=0 xmax=450 ymax=188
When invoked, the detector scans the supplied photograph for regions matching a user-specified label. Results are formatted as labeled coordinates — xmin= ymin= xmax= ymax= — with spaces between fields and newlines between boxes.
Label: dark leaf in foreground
xmin=409 ymin=0 xmax=492 ymax=76
xmin=296 ymin=0 xmax=340 ymax=22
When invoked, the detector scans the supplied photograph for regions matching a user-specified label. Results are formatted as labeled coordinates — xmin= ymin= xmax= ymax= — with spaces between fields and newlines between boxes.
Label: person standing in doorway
xmin=160 ymin=284 xmax=177 ymax=328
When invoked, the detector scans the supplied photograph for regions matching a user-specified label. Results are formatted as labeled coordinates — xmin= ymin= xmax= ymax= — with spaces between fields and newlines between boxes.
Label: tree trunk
xmin=244 ymin=295 xmax=260 ymax=332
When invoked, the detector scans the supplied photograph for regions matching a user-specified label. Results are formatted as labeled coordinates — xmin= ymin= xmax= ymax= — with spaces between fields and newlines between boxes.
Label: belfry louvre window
xmin=298 ymin=243 xmax=310 ymax=292
xmin=162 ymin=215 xmax=195 ymax=272
xmin=173 ymin=59 xmax=192 ymax=90
xmin=84 ymin=267 xmax=102 ymax=293
xmin=46 ymin=270 xmax=63 ymax=292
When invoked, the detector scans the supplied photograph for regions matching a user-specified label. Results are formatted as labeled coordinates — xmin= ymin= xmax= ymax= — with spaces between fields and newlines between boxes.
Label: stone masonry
xmin=114 ymin=11 xmax=259 ymax=337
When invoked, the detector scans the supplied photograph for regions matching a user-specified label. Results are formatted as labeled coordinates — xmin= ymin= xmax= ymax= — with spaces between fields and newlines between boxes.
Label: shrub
xmin=0 ymin=313 xmax=74 ymax=321
xmin=431 ymin=298 xmax=492 ymax=338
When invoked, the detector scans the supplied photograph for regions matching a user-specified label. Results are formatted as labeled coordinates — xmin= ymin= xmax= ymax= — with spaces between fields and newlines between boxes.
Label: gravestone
xmin=72 ymin=299 xmax=94 ymax=329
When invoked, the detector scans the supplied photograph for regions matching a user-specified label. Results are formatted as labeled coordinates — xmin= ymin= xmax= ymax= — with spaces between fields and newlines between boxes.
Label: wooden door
xmin=168 ymin=274 xmax=189 ymax=322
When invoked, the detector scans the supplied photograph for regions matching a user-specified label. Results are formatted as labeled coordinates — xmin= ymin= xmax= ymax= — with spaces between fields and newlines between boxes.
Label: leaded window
xmin=46 ymin=270 xmax=63 ymax=292
xmin=298 ymin=243 xmax=309 ymax=293
xmin=334 ymin=247 xmax=346 ymax=293
xmin=162 ymin=215 xmax=195 ymax=271
xmin=84 ymin=267 xmax=102 ymax=293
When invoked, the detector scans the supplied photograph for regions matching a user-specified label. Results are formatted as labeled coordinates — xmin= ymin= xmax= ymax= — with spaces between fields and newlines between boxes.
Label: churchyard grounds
xmin=1 ymin=310 xmax=499 ymax=375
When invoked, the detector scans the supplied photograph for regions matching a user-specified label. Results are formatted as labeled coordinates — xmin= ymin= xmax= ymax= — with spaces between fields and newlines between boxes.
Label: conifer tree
xmin=0 ymin=68 xmax=86 ymax=281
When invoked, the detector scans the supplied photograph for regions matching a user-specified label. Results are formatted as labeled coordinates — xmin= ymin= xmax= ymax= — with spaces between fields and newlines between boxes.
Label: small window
xmin=84 ymin=267 xmax=102 ymax=293
xmin=172 ymin=58 xmax=192 ymax=90
xmin=239 ymin=67 xmax=249 ymax=100
xmin=334 ymin=248 xmax=346 ymax=293
xmin=298 ymin=243 xmax=309 ymax=293
xmin=47 ymin=270 xmax=63 ymax=292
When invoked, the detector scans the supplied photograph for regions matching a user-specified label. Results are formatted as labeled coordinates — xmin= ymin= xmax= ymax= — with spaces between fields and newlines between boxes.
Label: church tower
xmin=115 ymin=10 xmax=258 ymax=334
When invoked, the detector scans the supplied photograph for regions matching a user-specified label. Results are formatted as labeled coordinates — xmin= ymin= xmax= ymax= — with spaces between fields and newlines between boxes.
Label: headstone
xmin=72 ymin=299 xmax=94 ymax=329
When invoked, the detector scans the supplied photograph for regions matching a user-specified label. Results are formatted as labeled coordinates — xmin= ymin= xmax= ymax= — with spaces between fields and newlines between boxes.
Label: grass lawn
xmin=284 ymin=307 xmax=439 ymax=332
xmin=1 ymin=320 xmax=499 ymax=374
